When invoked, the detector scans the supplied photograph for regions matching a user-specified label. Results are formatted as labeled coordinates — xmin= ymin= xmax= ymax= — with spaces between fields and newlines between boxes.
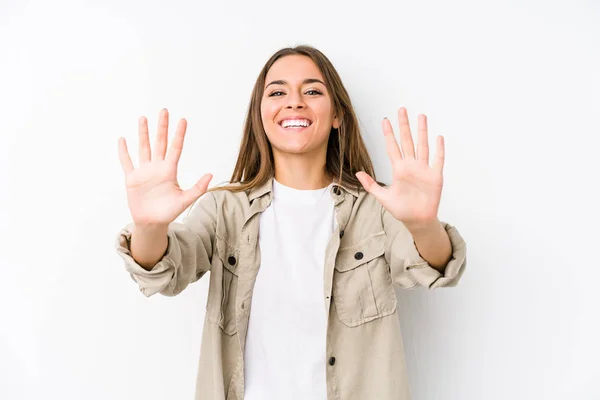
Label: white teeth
xmin=281 ymin=119 xmax=311 ymax=128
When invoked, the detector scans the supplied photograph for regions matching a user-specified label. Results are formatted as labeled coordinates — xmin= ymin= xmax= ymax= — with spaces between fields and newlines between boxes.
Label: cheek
xmin=260 ymin=104 xmax=279 ymax=140
xmin=312 ymin=100 xmax=332 ymax=120
xmin=261 ymin=101 xmax=278 ymax=122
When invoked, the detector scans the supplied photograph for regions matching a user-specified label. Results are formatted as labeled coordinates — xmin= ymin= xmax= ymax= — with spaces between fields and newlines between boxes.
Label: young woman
xmin=116 ymin=45 xmax=467 ymax=400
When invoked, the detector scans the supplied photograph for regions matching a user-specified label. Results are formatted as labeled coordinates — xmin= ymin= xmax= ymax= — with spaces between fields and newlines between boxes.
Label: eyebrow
xmin=265 ymin=78 xmax=325 ymax=89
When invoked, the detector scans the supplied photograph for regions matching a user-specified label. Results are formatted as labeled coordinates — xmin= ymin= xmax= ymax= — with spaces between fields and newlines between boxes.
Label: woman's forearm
xmin=407 ymin=219 xmax=452 ymax=272
xmin=130 ymin=224 xmax=169 ymax=271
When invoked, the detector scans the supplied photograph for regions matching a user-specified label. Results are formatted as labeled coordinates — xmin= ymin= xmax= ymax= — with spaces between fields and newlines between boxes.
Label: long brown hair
xmin=207 ymin=45 xmax=378 ymax=194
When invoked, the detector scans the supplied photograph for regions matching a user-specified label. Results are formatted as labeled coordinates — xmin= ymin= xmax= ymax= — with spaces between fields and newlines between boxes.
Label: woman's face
xmin=261 ymin=55 xmax=340 ymax=159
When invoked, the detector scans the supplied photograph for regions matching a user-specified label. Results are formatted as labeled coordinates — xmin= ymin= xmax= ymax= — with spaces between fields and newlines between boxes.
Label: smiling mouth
xmin=278 ymin=120 xmax=313 ymax=131
xmin=279 ymin=124 xmax=311 ymax=131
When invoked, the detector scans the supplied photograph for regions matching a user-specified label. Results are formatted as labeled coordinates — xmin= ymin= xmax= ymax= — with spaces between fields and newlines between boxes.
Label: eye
xmin=268 ymin=89 xmax=323 ymax=97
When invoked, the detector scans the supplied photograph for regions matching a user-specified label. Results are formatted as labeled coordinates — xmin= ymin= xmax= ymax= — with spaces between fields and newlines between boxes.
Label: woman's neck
xmin=273 ymin=152 xmax=333 ymax=190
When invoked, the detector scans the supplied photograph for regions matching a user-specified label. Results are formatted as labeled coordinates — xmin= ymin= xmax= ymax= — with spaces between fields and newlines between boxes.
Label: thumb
xmin=182 ymin=173 xmax=213 ymax=209
xmin=356 ymin=171 xmax=387 ymax=203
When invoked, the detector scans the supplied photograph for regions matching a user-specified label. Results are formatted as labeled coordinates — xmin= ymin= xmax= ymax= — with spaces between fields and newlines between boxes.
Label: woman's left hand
xmin=356 ymin=107 xmax=445 ymax=232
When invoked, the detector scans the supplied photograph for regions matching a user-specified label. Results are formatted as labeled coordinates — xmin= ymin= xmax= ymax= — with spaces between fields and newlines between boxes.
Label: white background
xmin=1 ymin=0 xmax=599 ymax=399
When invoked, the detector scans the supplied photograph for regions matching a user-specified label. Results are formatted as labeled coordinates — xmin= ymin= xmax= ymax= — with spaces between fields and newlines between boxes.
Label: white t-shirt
xmin=243 ymin=178 xmax=337 ymax=400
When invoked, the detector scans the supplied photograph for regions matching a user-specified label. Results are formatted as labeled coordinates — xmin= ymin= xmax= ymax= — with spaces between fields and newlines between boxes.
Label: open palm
xmin=118 ymin=109 xmax=212 ymax=227
xmin=356 ymin=107 xmax=444 ymax=229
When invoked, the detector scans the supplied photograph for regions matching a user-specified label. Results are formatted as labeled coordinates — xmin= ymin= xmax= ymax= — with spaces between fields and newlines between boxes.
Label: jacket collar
xmin=248 ymin=178 xmax=273 ymax=202
xmin=248 ymin=175 xmax=360 ymax=201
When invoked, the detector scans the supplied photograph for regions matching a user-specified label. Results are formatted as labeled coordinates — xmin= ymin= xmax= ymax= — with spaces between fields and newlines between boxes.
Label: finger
xmin=118 ymin=137 xmax=134 ymax=174
xmin=432 ymin=135 xmax=445 ymax=174
xmin=398 ymin=107 xmax=415 ymax=159
xmin=417 ymin=114 xmax=429 ymax=165
xmin=382 ymin=117 xmax=403 ymax=166
xmin=138 ymin=116 xmax=151 ymax=164
xmin=182 ymin=173 xmax=213 ymax=209
xmin=356 ymin=171 xmax=387 ymax=202
xmin=153 ymin=108 xmax=169 ymax=161
xmin=166 ymin=118 xmax=187 ymax=164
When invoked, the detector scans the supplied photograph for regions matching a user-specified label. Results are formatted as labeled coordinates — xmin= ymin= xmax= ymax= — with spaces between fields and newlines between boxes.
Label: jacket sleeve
xmin=114 ymin=192 xmax=218 ymax=297
xmin=382 ymin=207 xmax=467 ymax=289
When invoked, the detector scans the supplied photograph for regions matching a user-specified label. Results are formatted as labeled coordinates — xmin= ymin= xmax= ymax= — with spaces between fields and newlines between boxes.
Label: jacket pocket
xmin=207 ymin=235 xmax=239 ymax=335
xmin=333 ymin=231 xmax=397 ymax=327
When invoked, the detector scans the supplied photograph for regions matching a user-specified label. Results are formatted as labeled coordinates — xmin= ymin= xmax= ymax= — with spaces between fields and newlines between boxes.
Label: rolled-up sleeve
xmin=382 ymin=208 xmax=467 ymax=290
xmin=115 ymin=192 xmax=217 ymax=297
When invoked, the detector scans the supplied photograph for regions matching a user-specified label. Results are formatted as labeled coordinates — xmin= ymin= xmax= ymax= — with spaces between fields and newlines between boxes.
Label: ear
xmin=333 ymin=113 xmax=343 ymax=129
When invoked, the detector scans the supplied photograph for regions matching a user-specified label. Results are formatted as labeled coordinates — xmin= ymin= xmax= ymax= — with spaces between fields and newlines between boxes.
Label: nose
xmin=285 ymin=91 xmax=306 ymax=109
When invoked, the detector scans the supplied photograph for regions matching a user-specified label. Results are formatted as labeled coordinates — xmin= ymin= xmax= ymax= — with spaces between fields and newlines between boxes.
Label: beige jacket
xmin=115 ymin=178 xmax=467 ymax=400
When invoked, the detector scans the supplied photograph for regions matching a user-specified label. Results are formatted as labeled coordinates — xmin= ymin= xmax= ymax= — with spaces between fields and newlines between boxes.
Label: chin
xmin=273 ymin=144 xmax=312 ymax=156
xmin=266 ymin=127 xmax=328 ymax=156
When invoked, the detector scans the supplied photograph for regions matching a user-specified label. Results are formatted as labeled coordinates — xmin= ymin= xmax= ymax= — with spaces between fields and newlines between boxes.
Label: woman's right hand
xmin=118 ymin=108 xmax=213 ymax=228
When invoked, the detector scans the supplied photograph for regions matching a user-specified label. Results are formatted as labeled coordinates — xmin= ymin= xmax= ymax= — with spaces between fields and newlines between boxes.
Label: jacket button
xmin=354 ymin=252 xmax=363 ymax=260
xmin=228 ymin=256 xmax=237 ymax=266
xmin=329 ymin=357 xmax=336 ymax=366
xmin=339 ymin=230 xmax=344 ymax=238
